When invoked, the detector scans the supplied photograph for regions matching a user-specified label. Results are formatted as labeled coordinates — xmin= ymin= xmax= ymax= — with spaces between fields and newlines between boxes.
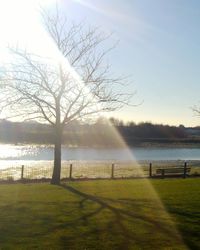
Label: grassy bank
xmin=0 ymin=179 xmax=199 ymax=249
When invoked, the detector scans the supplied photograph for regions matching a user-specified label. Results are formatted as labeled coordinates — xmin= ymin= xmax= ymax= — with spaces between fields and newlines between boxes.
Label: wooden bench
xmin=155 ymin=166 xmax=191 ymax=178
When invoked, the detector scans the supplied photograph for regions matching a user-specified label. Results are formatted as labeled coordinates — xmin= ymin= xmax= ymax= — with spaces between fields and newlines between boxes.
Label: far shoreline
xmin=0 ymin=141 xmax=200 ymax=149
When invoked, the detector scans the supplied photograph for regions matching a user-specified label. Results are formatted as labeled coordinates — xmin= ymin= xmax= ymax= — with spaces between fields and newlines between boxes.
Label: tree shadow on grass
xmin=0 ymin=183 xmax=192 ymax=249
xmin=59 ymin=184 xmax=186 ymax=250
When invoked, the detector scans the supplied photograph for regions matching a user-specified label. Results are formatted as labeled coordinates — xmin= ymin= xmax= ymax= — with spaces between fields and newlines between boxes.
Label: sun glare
xmin=0 ymin=0 xmax=58 ymax=61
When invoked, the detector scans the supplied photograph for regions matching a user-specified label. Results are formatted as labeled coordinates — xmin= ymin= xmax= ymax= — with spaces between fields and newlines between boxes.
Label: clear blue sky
xmin=60 ymin=0 xmax=200 ymax=126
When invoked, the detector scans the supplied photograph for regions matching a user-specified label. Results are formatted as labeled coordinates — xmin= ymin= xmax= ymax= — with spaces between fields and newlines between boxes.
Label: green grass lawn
xmin=0 ymin=179 xmax=199 ymax=249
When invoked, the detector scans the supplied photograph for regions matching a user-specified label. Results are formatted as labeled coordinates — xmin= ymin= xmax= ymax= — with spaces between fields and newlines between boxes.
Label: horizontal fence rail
xmin=0 ymin=160 xmax=200 ymax=182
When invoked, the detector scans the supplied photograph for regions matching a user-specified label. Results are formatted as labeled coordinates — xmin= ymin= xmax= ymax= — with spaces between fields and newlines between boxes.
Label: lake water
xmin=0 ymin=144 xmax=200 ymax=161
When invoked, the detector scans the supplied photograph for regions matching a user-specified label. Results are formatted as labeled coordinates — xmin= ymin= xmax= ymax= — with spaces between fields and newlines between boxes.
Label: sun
xmin=0 ymin=0 xmax=60 ymax=62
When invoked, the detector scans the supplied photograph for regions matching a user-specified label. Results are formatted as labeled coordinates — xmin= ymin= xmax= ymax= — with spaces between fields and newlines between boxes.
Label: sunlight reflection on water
xmin=0 ymin=144 xmax=200 ymax=162
xmin=0 ymin=144 xmax=200 ymax=171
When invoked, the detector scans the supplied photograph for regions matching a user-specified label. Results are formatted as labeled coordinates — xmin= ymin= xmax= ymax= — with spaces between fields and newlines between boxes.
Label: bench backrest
xmin=156 ymin=167 xmax=191 ymax=174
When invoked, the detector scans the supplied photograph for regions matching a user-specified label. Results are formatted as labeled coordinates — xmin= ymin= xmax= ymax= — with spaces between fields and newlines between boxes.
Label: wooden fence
xmin=0 ymin=161 xmax=199 ymax=182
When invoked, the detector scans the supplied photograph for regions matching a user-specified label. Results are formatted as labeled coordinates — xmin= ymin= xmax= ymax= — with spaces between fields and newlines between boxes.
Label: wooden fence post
xmin=111 ymin=163 xmax=115 ymax=179
xmin=21 ymin=165 xmax=24 ymax=180
xmin=149 ymin=163 xmax=152 ymax=177
xmin=69 ymin=164 xmax=73 ymax=180
xmin=183 ymin=162 xmax=187 ymax=178
xmin=161 ymin=169 xmax=165 ymax=179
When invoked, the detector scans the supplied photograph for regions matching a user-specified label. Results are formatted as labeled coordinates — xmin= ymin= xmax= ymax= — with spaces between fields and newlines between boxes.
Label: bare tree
xmin=0 ymin=9 xmax=134 ymax=185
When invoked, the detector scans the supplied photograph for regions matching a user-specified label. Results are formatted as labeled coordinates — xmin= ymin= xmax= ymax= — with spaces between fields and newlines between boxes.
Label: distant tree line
xmin=110 ymin=119 xmax=187 ymax=139
xmin=0 ymin=118 xmax=200 ymax=147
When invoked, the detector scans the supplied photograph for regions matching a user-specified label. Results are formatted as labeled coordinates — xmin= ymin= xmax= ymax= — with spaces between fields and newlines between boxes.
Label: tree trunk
xmin=51 ymin=97 xmax=62 ymax=185
xmin=51 ymin=126 xmax=62 ymax=185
